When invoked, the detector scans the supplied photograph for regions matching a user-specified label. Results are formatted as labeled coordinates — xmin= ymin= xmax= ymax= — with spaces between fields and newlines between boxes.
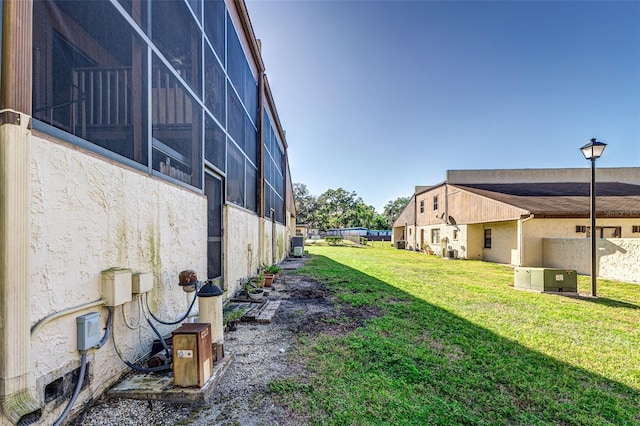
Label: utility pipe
xmin=517 ymin=214 xmax=535 ymax=266
xmin=30 ymin=299 xmax=107 ymax=336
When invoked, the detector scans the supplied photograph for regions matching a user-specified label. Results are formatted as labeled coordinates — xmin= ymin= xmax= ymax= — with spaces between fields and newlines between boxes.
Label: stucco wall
xmin=542 ymin=238 xmax=640 ymax=283
xmin=482 ymin=221 xmax=517 ymax=264
xmin=466 ymin=224 xmax=484 ymax=260
xmin=224 ymin=205 xmax=261 ymax=298
xmin=224 ymin=208 xmax=288 ymax=298
xmin=522 ymin=218 xmax=639 ymax=267
xmin=29 ymin=135 xmax=208 ymax=415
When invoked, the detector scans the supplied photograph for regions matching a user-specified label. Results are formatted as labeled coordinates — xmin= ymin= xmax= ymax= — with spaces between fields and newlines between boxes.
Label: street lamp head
xmin=581 ymin=138 xmax=607 ymax=160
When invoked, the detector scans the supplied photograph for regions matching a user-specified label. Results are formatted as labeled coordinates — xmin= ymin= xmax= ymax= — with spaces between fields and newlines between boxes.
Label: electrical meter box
xmin=172 ymin=323 xmax=213 ymax=387
xmin=77 ymin=312 xmax=101 ymax=351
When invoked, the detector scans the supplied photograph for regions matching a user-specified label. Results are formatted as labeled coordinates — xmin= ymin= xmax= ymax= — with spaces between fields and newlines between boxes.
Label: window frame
xmin=484 ymin=229 xmax=492 ymax=249
xmin=431 ymin=228 xmax=440 ymax=244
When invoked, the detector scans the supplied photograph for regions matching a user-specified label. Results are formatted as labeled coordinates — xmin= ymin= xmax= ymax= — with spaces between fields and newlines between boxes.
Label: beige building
xmin=0 ymin=1 xmax=295 ymax=424
xmin=393 ymin=168 xmax=640 ymax=282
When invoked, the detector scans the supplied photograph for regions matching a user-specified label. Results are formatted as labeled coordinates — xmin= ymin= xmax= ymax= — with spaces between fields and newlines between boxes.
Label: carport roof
xmin=452 ymin=182 xmax=640 ymax=217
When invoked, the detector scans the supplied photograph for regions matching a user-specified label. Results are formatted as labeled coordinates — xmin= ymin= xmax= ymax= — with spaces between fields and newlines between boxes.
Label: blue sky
xmin=245 ymin=0 xmax=640 ymax=213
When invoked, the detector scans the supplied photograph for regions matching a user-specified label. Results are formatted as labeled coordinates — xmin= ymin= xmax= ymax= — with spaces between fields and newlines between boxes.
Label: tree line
xmin=294 ymin=183 xmax=409 ymax=232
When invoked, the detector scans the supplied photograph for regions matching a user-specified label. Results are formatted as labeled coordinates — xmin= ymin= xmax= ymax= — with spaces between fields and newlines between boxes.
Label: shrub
xmin=325 ymin=236 xmax=342 ymax=245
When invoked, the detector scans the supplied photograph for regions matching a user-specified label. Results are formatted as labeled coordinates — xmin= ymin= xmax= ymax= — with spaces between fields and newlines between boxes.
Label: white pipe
xmin=31 ymin=299 xmax=107 ymax=336
xmin=518 ymin=214 xmax=535 ymax=266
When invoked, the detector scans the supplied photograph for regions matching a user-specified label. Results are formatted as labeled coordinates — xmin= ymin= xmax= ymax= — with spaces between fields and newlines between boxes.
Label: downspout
xmin=0 ymin=1 xmax=40 ymax=423
xmin=444 ymin=182 xmax=448 ymax=225
xmin=413 ymin=193 xmax=417 ymax=250
xmin=257 ymin=72 xmax=265 ymax=271
xmin=518 ymin=214 xmax=535 ymax=266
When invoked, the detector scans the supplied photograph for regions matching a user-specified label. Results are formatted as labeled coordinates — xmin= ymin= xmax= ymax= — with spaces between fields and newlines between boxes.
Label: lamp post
xmin=580 ymin=138 xmax=607 ymax=297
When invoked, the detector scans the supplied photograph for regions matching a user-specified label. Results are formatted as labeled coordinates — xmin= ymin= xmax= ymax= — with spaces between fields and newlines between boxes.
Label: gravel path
xmin=73 ymin=267 xmax=333 ymax=426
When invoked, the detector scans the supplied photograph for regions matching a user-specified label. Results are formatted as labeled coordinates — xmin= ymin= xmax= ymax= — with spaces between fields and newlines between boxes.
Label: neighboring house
xmin=326 ymin=227 xmax=369 ymax=237
xmin=366 ymin=230 xmax=391 ymax=241
xmin=393 ymin=168 xmax=640 ymax=282
xmin=0 ymin=1 xmax=295 ymax=424
xmin=325 ymin=228 xmax=391 ymax=242
xmin=295 ymin=224 xmax=309 ymax=239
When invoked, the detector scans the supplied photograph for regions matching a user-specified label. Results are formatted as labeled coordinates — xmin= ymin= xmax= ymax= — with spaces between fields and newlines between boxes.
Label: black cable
xmin=144 ymin=289 xmax=198 ymax=325
xmin=95 ymin=306 xmax=113 ymax=349
xmin=145 ymin=315 xmax=171 ymax=357
xmin=112 ymin=311 xmax=172 ymax=373
xmin=53 ymin=351 xmax=87 ymax=426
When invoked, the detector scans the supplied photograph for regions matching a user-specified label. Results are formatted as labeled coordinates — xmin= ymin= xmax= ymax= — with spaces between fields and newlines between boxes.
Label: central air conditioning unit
xmin=291 ymin=236 xmax=304 ymax=257
xmin=514 ymin=268 xmax=577 ymax=293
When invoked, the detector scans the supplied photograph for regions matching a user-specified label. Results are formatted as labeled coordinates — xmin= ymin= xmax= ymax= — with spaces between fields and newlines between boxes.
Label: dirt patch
xmin=77 ymin=266 xmax=375 ymax=426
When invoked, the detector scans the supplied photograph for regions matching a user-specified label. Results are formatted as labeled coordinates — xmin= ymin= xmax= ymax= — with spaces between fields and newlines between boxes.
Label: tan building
xmin=295 ymin=224 xmax=309 ymax=239
xmin=0 ymin=1 xmax=295 ymax=424
xmin=393 ymin=168 xmax=640 ymax=282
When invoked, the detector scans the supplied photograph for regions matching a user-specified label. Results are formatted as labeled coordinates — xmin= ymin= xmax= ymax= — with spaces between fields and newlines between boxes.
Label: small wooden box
xmin=172 ymin=323 xmax=212 ymax=387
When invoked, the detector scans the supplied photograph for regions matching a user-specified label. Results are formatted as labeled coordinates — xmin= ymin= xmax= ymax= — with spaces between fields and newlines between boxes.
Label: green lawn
xmin=271 ymin=243 xmax=640 ymax=425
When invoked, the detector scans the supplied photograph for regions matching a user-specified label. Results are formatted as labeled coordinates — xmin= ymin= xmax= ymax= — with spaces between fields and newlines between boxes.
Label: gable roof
xmin=453 ymin=182 xmax=640 ymax=218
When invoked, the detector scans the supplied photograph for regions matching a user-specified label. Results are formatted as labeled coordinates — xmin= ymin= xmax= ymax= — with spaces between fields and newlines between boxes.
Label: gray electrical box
xmin=514 ymin=268 xmax=577 ymax=293
xmin=77 ymin=312 xmax=102 ymax=351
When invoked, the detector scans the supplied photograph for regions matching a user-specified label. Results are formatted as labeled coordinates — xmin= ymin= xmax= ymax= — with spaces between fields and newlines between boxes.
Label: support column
xmin=0 ymin=1 xmax=40 ymax=423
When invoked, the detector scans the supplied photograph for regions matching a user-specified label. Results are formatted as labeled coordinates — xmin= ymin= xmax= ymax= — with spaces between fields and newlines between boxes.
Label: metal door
xmin=205 ymin=172 xmax=223 ymax=284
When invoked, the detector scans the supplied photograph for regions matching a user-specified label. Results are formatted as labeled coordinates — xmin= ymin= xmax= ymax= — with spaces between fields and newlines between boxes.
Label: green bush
xmin=325 ymin=236 xmax=342 ymax=245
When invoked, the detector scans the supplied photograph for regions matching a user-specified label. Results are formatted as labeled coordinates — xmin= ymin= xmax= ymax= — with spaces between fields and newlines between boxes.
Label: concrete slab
xmin=280 ymin=257 xmax=307 ymax=270
xmin=108 ymin=353 xmax=234 ymax=405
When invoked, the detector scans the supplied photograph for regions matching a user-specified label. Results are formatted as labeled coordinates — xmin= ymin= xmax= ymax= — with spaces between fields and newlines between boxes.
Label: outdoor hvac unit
xmin=291 ymin=236 xmax=304 ymax=257
xmin=514 ymin=268 xmax=577 ymax=293
xmin=172 ymin=323 xmax=213 ymax=387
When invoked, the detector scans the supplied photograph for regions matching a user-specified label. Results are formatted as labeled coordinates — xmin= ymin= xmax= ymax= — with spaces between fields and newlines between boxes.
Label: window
xmin=204 ymin=46 xmax=225 ymax=124
xmin=433 ymin=195 xmax=439 ymax=211
xmin=33 ymin=1 xmax=149 ymax=165
xmin=431 ymin=229 xmax=440 ymax=244
xmin=227 ymin=142 xmax=245 ymax=206
xmin=151 ymin=54 xmax=202 ymax=188
xmin=419 ymin=200 xmax=424 ymax=214
xmin=484 ymin=229 xmax=492 ymax=249
xmin=632 ymin=225 xmax=640 ymax=233
xmin=205 ymin=116 xmax=226 ymax=172
xmin=453 ymin=229 xmax=459 ymax=241
xmin=204 ymin=0 xmax=225 ymax=58
xmin=587 ymin=227 xmax=621 ymax=238
xmin=151 ymin=0 xmax=201 ymax=94
xmin=227 ymin=14 xmax=258 ymax=124
xmin=576 ymin=225 xmax=586 ymax=233
xmin=33 ymin=0 xmax=265 ymax=198
xmin=263 ymin=108 xmax=285 ymax=223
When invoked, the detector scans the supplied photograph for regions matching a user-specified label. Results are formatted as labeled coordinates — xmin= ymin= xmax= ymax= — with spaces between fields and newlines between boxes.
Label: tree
xmin=293 ymin=183 xmax=317 ymax=227
xmin=294 ymin=183 xmax=403 ymax=231
xmin=370 ymin=214 xmax=389 ymax=230
xmin=383 ymin=196 xmax=410 ymax=227
xmin=315 ymin=188 xmax=359 ymax=231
